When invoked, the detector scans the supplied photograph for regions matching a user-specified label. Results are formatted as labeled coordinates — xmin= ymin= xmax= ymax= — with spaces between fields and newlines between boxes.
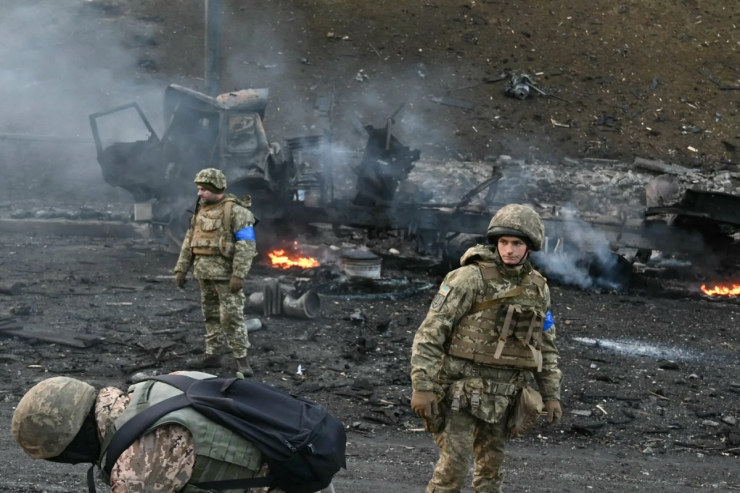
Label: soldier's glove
xmin=411 ymin=391 xmax=438 ymax=419
xmin=175 ymin=271 xmax=187 ymax=289
xmin=544 ymin=400 xmax=562 ymax=425
xmin=229 ymin=276 xmax=244 ymax=293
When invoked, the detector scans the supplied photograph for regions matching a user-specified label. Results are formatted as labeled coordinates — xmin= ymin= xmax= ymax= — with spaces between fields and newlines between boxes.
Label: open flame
xmin=701 ymin=284 xmax=740 ymax=296
xmin=268 ymin=249 xmax=320 ymax=270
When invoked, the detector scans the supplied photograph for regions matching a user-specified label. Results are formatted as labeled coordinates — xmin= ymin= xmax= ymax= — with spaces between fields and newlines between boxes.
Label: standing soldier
xmin=174 ymin=168 xmax=258 ymax=377
xmin=410 ymin=204 xmax=563 ymax=493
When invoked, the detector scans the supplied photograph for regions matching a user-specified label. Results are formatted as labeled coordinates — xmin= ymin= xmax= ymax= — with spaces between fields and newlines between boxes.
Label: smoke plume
xmin=531 ymin=207 xmax=626 ymax=290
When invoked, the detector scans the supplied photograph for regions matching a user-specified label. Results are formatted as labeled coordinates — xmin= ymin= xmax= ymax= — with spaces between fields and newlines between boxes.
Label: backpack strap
xmin=190 ymin=476 xmax=275 ymax=490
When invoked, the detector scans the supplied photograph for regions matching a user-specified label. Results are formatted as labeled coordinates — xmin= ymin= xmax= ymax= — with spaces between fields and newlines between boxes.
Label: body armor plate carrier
xmin=190 ymin=198 xmax=236 ymax=258
xmin=447 ymin=262 xmax=547 ymax=371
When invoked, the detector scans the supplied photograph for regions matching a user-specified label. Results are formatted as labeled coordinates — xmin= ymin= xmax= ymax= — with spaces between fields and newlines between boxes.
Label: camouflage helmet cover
xmin=487 ymin=204 xmax=545 ymax=251
xmin=194 ymin=168 xmax=227 ymax=192
xmin=12 ymin=377 xmax=97 ymax=459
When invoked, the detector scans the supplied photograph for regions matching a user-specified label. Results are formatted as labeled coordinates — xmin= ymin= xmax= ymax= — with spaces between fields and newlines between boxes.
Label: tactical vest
xmin=190 ymin=198 xmax=237 ymax=258
xmin=99 ymin=371 xmax=263 ymax=493
xmin=447 ymin=262 xmax=547 ymax=371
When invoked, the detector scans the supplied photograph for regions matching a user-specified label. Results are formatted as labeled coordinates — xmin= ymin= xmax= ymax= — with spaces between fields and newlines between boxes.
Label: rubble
xmin=0 ymin=283 xmax=23 ymax=296
xmin=430 ymin=96 xmax=475 ymax=110
xmin=404 ymin=156 xmax=740 ymax=219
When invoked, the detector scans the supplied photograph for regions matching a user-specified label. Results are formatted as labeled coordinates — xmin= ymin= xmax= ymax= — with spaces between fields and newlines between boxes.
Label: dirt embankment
xmin=129 ymin=0 xmax=740 ymax=166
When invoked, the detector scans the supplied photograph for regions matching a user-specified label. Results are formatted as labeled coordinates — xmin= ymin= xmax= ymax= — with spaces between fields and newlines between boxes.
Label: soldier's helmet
xmin=194 ymin=168 xmax=227 ymax=192
xmin=12 ymin=377 xmax=97 ymax=459
xmin=487 ymin=204 xmax=545 ymax=251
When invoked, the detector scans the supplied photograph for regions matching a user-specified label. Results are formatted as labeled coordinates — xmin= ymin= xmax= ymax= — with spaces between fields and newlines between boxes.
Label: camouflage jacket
xmin=95 ymin=385 xmax=276 ymax=493
xmin=96 ymin=387 xmax=195 ymax=493
xmin=174 ymin=195 xmax=258 ymax=280
xmin=411 ymin=245 xmax=563 ymax=401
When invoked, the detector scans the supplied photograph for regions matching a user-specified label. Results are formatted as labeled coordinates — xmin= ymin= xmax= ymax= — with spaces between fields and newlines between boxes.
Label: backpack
xmin=101 ymin=374 xmax=346 ymax=493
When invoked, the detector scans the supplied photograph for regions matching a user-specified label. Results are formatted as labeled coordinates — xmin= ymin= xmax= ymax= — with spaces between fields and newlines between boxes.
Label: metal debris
xmin=430 ymin=96 xmax=475 ymax=110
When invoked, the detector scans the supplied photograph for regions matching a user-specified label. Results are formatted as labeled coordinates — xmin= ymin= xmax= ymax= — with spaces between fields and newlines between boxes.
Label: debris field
xmin=1 ymin=0 xmax=740 ymax=492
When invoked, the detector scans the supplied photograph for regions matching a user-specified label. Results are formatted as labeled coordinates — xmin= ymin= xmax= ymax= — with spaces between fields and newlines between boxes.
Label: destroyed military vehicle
xmin=90 ymin=84 xmax=420 ymax=249
xmin=90 ymin=84 xmax=325 ymax=245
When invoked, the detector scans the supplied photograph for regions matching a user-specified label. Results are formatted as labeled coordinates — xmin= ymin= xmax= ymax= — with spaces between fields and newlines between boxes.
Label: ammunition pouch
xmin=447 ymin=377 xmax=523 ymax=424
xmin=507 ymin=385 xmax=544 ymax=438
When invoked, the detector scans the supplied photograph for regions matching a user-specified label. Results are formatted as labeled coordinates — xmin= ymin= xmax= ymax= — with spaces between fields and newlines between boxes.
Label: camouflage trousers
xmin=198 ymin=279 xmax=250 ymax=358
xmin=425 ymin=408 xmax=510 ymax=493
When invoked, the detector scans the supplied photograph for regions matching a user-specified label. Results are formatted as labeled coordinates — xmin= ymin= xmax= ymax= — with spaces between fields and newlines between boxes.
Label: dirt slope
xmin=127 ymin=0 xmax=740 ymax=166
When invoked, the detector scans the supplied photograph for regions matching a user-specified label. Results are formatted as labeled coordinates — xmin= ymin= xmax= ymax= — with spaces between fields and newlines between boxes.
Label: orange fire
xmin=268 ymin=249 xmax=320 ymax=270
xmin=701 ymin=284 xmax=740 ymax=296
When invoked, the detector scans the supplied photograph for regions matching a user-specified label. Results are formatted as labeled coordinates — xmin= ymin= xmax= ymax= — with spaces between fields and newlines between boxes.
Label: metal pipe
xmin=205 ymin=0 xmax=223 ymax=97
xmin=282 ymin=291 xmax=321 ymax=319
xmin=247 ymin=292 xmax=264 ymax=314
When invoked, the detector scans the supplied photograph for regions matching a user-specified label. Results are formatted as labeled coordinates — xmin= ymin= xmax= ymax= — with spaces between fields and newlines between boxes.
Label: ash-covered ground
xmin=2 ymin=0 xmax=740 ymax=491
xmin=0 ymin=230 xmax=739 ymax=492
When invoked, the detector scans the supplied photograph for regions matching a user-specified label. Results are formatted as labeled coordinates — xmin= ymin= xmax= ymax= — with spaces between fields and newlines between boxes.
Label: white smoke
xmin=0 ymin=0 xmax=165 ymax=204
xmin=531 ymin=207 xmax=624 ymax=290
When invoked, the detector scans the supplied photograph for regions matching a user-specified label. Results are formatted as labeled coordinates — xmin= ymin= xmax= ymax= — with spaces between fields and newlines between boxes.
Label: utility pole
xmin=205 ymin=0 xmax=223 ymax=97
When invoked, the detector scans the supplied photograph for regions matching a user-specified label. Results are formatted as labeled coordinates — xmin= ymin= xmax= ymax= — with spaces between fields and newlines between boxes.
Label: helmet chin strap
xmin=495 ymin=245 xmax=531 ymax=267
xmin=511 ymin=250 xmax=530 ymax=267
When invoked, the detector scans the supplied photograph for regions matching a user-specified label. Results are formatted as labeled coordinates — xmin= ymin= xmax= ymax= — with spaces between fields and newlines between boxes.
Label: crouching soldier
xmin=410 ymin=204 xmax=564 ymax=493
xmin=12 ymin=373 xmax=342 ymax=493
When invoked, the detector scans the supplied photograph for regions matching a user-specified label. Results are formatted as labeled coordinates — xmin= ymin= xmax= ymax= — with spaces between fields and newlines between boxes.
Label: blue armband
xmin=543 ymin=310 xmax=554 ymax=331
xmin=235 ymin=225 xmax=256 ymax=241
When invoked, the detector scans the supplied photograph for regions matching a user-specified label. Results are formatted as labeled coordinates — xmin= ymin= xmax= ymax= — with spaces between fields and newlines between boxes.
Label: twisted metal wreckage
xmin=87 ymin=84 xmax=739 ymax=281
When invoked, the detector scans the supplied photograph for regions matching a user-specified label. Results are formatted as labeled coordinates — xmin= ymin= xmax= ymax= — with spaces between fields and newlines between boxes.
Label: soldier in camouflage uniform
xmin=174 ymin=168 xmax=258 ymax=377
xmin=11 ymin=374 xmax=270 ymax=493
xmin=411 ymin=204 xmax=563 ymax=493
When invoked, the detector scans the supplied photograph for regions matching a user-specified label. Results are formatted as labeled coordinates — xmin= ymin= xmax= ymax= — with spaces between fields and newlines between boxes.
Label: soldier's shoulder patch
xmin=431 ymin=285 xmax=452 ymax=311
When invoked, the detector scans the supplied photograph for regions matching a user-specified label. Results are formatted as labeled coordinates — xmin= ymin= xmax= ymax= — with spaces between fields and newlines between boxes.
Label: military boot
xmin=235 ymin=356 xmax=254 ymax=378
xmin=186 ymin=353 xmax=221 ymax=369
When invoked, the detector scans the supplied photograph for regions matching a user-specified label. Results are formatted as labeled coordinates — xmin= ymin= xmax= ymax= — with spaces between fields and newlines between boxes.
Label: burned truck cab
xmin=91 ymin=84 xmax=294 ymax=244
xmin=161 ymin=85 xmax=288 ymax=196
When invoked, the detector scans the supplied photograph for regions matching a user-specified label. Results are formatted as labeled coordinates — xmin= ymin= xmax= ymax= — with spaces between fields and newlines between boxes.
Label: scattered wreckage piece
xmin=646 ymin=189 xmax=740 ymax=236
xmin=504 ymin=71 xmax=571 ymax=103
xmin=0 ymin=319 xmax=23 ymax=331
xmin=351 ymin=105 xmax=421 ymax=207
xmin=634 ymin=157 xmax=694 ymax=176
xmin=248 ymin=281 xmax=321 ymax=319
xmin=0 ymin=283 xmax=23 ymax=296
xmin=699 ymin=70 xmax=740 ymax=91
xmin=0 ymin=328 xmax=103 ymax=348
xmin=429 ymin=96 xmax=475 ymax=110
xmin=504 ymin=72 xmax=535 ymax=100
